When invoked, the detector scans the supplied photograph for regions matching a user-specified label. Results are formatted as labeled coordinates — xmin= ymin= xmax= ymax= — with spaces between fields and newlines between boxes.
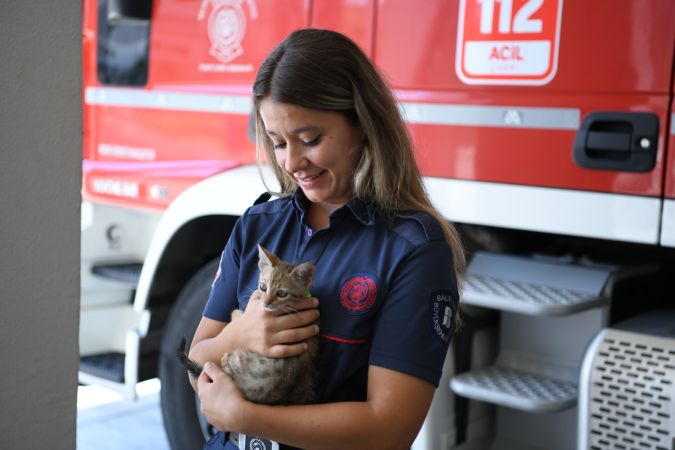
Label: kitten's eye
xmin=275 ymin=289 xmax=288 ymax=298
xmin=259 ymin=282 xmax=267 ymax=292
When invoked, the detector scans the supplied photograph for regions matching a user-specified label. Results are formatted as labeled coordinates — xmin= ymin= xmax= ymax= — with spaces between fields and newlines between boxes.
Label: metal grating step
xmin=91 ymin=263 xmax=142 ymax=283
xmin=450 ymin=366 xmax=577 ymax=413
xmin=80 ymin=352 xmax=125 ymax=383
xmin=462 ymin=252 xmax=613 ymax=316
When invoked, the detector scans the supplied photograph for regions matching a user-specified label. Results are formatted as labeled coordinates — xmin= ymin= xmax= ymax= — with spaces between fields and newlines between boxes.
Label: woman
xmin=188 ymin=28 xmax=464 ymax=450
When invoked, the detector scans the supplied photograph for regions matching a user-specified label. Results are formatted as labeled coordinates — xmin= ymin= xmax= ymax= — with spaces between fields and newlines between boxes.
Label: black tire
xmin=159 ymin=258 xmax=220 ymax=450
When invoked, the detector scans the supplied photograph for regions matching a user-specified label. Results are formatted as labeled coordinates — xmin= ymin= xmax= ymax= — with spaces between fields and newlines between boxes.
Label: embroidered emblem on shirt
xmin=431 ymin=290 xmax=455 ymax=343
xmin=339 ymin=273 xmax=379 ymax=314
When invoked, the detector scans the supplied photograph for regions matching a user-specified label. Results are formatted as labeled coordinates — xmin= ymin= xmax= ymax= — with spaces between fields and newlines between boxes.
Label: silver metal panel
xmin=399 ymin=102 xmax=580 ymax=129
xmin=579 ymin=328 xmax=675 ymax=449
xmin=85 ymin=87 xmax=252 ymax=114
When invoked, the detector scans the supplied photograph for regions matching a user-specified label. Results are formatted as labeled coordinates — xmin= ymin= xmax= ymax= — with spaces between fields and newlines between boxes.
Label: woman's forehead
xmin=260 ymin=99 xmax=340 ymax=135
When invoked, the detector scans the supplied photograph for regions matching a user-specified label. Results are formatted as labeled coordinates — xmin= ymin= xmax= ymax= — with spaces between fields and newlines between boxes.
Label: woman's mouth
xmin=296 ymin=170 xmax=326 ymax=187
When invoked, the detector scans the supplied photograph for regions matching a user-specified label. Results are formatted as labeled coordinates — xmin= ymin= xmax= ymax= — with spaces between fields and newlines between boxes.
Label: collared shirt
xmin=204 ymin=189 xmax=459 ymax=404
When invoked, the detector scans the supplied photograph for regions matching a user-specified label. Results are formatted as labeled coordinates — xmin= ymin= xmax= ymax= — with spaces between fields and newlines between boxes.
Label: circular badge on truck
xmin=208 ymin=1 xmax=246 ymax=63
xmin=340 ymin=273 xmax=379 ymax=315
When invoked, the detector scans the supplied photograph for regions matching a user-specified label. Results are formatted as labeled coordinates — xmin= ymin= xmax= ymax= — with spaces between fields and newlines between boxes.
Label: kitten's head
xmin=257 ymin=245 xmax=315 ymax=312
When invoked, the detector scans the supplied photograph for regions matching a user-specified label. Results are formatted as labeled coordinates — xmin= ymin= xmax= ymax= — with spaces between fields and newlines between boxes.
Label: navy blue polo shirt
xmin=204 ymin=189 xmax=458 ymax=404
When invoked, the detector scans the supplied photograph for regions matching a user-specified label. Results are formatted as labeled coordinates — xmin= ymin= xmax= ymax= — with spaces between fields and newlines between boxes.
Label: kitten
xmin=177 ymin=245 xmax=318 ymax=405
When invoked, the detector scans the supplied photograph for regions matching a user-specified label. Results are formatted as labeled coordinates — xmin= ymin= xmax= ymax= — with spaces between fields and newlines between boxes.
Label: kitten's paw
xmin=220 ymin=352 xmax=230 ymax=368
xmin=230 ymin=309 xmax=243 ymax=320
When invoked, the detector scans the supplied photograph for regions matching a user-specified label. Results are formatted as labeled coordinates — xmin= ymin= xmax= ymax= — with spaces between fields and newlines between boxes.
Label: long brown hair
xmin=252 ymin=29 xmax=465 ymax=283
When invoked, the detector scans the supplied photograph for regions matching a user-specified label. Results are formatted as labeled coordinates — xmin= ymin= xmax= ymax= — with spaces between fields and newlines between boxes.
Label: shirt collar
xmin=290 ymin=188 xmax=376 ymax=226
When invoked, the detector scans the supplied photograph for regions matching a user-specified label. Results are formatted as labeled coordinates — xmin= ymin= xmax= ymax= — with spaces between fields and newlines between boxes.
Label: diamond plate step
xmin=462 ymin=252 xmax=614 ymax=316
xmin=451 ymin=366 xmax=577 ymax=413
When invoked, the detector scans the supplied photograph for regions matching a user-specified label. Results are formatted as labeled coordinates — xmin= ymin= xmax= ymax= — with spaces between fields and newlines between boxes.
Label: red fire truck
xmin=81 ymin=1 xmax=675 ymax=449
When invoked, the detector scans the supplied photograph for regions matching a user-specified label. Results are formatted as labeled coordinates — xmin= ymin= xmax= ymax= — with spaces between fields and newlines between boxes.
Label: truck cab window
xmin=97 ymin=0 xmax=151 ymax=86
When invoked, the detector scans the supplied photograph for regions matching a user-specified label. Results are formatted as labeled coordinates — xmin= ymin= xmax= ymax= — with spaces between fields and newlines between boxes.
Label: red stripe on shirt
xmin=320 ymin=334 xmax=369 ymax=344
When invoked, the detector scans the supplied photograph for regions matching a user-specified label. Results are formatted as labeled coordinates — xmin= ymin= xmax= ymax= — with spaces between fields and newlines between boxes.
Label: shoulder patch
xmin=430 ymin=290 xmax=455 ymax=343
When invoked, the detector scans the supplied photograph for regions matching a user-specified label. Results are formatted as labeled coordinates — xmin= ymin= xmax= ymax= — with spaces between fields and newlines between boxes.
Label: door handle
xmin=573 ymin=112 xmax=658 ymax=172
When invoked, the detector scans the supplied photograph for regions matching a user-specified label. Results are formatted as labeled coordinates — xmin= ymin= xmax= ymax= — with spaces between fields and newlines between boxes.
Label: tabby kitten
xmin=178 ymin=245 xmax=318 ymax=405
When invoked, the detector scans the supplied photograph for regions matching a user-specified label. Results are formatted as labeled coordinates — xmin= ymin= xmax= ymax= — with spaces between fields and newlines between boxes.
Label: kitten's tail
xmin=176 ymin=337 xmax=203 ymax=377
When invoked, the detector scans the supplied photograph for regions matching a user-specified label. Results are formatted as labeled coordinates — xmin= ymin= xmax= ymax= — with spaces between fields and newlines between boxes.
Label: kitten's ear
xmin=290 ymin=262 xmax=315 ymax=289
xmin=258 ymin=245 xmax=279 ymax=270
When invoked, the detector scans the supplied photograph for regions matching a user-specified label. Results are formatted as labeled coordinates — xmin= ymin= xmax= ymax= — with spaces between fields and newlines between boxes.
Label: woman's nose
xmin=283 ymin=145 xmax=307 ymax=173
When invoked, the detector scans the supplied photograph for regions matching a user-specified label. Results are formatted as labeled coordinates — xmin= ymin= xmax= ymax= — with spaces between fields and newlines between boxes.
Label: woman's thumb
xmin=202 ymin=361 xmax=222 ymax=378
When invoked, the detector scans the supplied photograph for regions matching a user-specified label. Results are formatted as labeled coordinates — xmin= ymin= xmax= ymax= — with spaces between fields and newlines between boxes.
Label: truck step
xmin=450 ymin=366 xmax=577 ymax=413
xmin=80 ymin=352 xmax=125 ymax=383
xmin=462 ymin=252 xmax=613 ymax=316
xmin=91 ymin=263 xmax=142 ymax=283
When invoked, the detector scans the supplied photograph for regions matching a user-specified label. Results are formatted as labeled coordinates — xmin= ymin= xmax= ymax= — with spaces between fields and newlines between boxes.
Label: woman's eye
xmin=302 ymin=137 xmax=321 ymax=146
xmin=273 ymin=143 xmax=286 ymax=150
xmin=259 ymin=282 xmax=267 ymax=292
xmin=275 ymin=290 xmax=288 ymax=298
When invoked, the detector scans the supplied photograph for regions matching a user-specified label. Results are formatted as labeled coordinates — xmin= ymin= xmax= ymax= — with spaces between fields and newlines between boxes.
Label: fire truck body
xmin=81 ymin=0 xmax=675 ymax=449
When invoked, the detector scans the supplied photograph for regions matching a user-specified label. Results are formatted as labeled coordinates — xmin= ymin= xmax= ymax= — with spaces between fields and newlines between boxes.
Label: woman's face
xmin=259 ymin=98 xmax=364 ymax=211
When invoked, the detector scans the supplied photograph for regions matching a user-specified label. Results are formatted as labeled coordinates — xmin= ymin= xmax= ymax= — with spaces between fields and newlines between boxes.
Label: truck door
xmin=375 ymin=0 xmax=675 ymax=244
xmin=662 ymin=76 xmax=675 ymax=247
xmin=85 ymin=0 xmax=311 ymax=210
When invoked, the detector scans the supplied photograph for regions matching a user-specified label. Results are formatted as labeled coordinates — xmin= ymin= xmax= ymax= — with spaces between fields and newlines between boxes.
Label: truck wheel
xmin=159 ymin=258 xmax=219 ymax=450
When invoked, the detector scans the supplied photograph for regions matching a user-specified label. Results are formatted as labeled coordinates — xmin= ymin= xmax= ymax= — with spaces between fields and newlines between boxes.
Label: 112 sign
xmin=456 ymin=0 xmax=563 ymax=85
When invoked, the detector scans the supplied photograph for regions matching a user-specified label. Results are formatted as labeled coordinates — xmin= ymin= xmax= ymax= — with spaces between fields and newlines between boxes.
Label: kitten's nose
xmin=261 ymin=293 xmax=272 ymax=307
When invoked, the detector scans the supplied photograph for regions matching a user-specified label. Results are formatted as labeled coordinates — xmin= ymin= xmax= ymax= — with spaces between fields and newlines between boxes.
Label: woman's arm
xmin=188 ymin=292 xmax=320 ymax=390
xmin=198 ymin=363 xmax=435 ymax=450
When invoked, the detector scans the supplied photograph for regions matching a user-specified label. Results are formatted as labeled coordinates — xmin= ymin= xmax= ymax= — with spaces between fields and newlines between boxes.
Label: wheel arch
xmin=144 ymin=214 xmax=238 ymax=312
xmin=133 ymin=164 xmax=273 ymax=335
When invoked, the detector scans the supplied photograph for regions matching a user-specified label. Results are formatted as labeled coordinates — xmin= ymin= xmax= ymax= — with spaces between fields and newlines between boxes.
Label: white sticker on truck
xmin=456 ymin=0 xmax=563 ymax=85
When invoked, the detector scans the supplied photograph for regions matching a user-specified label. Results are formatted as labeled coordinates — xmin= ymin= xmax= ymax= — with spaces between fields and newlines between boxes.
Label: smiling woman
xmin=260 ymin=100 xmax=364 ymax=229
xmin=186 ymin=28 xmax=465 ymax=450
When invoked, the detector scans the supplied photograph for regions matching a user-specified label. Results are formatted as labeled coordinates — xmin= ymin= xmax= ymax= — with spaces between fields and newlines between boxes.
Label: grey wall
xmin=0 ymin=2 xmax=81 ymax=449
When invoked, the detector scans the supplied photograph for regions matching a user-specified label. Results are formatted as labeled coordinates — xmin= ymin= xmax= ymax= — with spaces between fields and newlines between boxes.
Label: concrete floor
xmin=77 ymin=379 xmax=171 ymax=450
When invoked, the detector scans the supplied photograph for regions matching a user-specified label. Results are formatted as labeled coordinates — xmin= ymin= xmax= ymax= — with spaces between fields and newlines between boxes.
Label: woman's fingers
xmin=274 ymin=324 xmax=320 ymax=345
xmin=276 ymin=307 xmax=320 ymax=329
xmin=197 ymin=362 xmax=243 ymax=431
xmin=290 ymin=296 xmax=319 ymax=311
xmin=267 ymin=341 xmax=312 ymax=358
xmin=237 ymin=293 xmax=320 ymax=355
xmin=202 ymin=361 xmax=224 ymax=380
xmin=197 ymin=361 xmax=220 ymax=391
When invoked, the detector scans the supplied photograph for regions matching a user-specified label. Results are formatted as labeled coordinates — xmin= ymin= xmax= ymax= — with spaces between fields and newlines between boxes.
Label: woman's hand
xmin=229 ymin=291 xmax=320 ymax=358
xmin=197 ymin=361 xmax=247 ymax=432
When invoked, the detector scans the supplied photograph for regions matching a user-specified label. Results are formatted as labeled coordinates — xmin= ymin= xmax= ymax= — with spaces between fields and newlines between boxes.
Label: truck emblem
xmin=198 ymin=0 xmax=258 ymax=64
xmin=504 ymin=110 xmax=522 ymax=125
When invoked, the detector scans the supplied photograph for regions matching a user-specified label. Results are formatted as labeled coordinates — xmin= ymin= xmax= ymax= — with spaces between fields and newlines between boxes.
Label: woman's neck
xmin=307 ymin=202 xmax=334 ymax=230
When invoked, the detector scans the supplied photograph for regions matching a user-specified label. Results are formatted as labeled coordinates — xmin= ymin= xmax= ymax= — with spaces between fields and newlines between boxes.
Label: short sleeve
xmin=369 ymin=241 xmax=458 ymax=386
xmin=202 ymin=216 xmax=245 ymax=322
